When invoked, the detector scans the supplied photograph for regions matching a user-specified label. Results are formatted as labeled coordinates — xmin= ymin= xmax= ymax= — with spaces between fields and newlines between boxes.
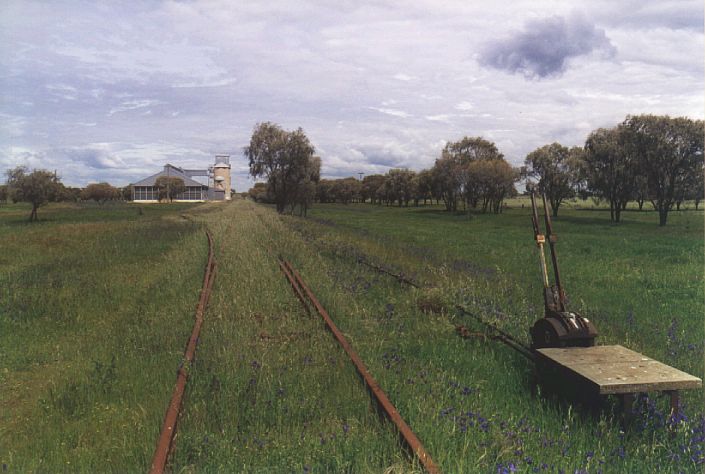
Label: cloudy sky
xmin=1 ymin=1 xmax=702 ymax=189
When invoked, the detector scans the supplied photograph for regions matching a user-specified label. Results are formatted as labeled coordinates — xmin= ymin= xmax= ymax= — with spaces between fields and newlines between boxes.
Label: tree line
xmin=247 ymin=114 xmax=703 ymax=226
xmin=246 ymin=127 xmax=520 ymax=215
xmin=524 ymin=115 xmax=703 ymax=225
xmin=1 ymin=166 xmax=193 ymax=221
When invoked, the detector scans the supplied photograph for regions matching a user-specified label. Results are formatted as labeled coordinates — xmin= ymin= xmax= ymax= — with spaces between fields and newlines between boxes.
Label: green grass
xmin=0 ymin=201 xmax=208 ymax=472
xmin=172 ymin=201 xmax=414 ymax=473
xmin=2 ymin=198 xmax=703 ymax=473
xmin=273 ymin=198 xmax=703 ymax=473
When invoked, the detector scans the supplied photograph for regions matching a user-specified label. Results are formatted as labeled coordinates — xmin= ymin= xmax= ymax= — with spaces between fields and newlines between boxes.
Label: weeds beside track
xmin=279 ymin=258 xmax=440 ymax=473
xmin=150 ymin=230 xmax=217 ymax=474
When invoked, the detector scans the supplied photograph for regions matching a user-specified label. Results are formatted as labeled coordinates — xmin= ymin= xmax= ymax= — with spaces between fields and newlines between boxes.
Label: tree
xmin=0 ymin=185 xmax=7 ymax=204
xmin=61 ymin=187 xmax=83 ymax=202
xmin=584 ymin=126 xmax=635 ymax=222
xmin=331 ymin=177 xmax=361 ymax=205
xmin=154 ymin=176 xmax=186 ymax=202
xmin=632 ymin=174 xmax=649 ymax=211
xmin=245 ymin=122 xmax=317 ymax=214
xmin=361 ymin=174 xmax=386 ymax=204
xmin=622 ymin=115 xmax=704 ymax=226
xmin=120 ymin=186 xmax=132 ymax=201
xmin=315 ymin=179 xmax=335 ymax=203
xmin=6 ymin=166 xmax=65 ymax=221
xmin=445 ymin=137 xmax=504 ymax=210
xmin=415 ymin=169 xmax=434 ymax=205
xmin=431 ymin=155 xmax=462 ymax=211
xmin=524 ymin=143 xmax=581 ymax=217
xmin=468 ymin=159 xmax=518 ymax=213
xmin=288 ymin=155 xmax=320 ymax=216
xmin=692 ymin=163 xmax=704 ymax=210
xmin=248 ymin=182 xmax=273 ymax=203
xmin=82 ymin=182 xmax=119 ymax=205
xmin=386 ymin=168 xmax=416 ymax=206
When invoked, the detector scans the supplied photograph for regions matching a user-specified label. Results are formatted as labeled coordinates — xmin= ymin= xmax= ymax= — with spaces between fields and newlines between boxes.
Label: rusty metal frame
xmin=455 ymin=305 xmax=534 ymax=361
xmin=279 ymin=258 xmax=440 ymax=474
xmin=149 ymin=230 xmax=217 ymax=474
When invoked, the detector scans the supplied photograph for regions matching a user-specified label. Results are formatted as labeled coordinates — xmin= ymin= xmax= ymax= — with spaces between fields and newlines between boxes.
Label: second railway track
xmin=278 ymin=258 xmax=440 ymax=474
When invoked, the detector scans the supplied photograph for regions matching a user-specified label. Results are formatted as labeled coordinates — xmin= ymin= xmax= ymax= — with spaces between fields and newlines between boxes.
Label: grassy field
xmin=171 ymin=201 xmax=412 ymax=473
xmin=268 ymin=199 xmax=703 ymax=473
xmin=2 ymin=198 xmax=703 ymax=473
xmin=0 ymin=202 xmax=207 ymax=472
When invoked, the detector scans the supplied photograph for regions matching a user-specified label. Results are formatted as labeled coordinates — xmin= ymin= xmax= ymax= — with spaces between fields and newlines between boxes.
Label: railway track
xmin=147 ymin=220 xmax=514 ymax=473
xmin=149 ymin=229 xmax=217 ymax=474
xmin=353 ymin=257 xmax=535 ymax=359
xmin=278 ymin=258 xmax=441 ymax=474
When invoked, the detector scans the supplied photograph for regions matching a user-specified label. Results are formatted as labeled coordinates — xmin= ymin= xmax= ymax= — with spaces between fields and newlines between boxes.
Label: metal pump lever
xmin=528 ymin=189 xmax=598 ymax=349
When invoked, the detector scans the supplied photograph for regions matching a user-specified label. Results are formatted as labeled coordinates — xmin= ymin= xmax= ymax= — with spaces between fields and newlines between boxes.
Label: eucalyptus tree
xmin=5 ymin=166 xmax=65 ymax=221
xmin=245 ymin=122 xmax=318 ymax=214
xmin=385 ymin=168 xmax=417 ymax=207
xmin=467 ymin=158 xmax=518 ymax=213
xmin=430 ymin=155 xmax=461 ymax=211
xmin=154 ymin=176 xmax=186 ymax=202
xmin=361 ymin=174 xmax=386 ymax=204
xmin=330 ymin=177 xmax=361 ymax=204
xmin=622 ymin=115 xmax=704 ymax=226
xmin=524 ymin=143 xmax=582 ymax=217
xmin=442 ymin=136 xmax=504 ymax=210
xmin=584 ymin=126 xmax=635 ymax=222
xmin=82 ymin=182 xmax=119 ymax=205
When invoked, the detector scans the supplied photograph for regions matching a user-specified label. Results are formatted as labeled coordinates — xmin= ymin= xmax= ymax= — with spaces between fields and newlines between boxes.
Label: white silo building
xmin=130 ymin=155 xmax=233 ymax=203
xmin=210 ymin=155 xmax=232 ymax=201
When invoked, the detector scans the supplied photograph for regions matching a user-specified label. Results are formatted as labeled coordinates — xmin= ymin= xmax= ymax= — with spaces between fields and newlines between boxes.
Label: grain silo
xmin=212 ymin=155 xmax=232 ymax=201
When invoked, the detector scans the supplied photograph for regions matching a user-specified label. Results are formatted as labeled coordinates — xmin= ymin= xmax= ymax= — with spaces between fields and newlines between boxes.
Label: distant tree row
xmin=2 ymin=166 xmax=139 ymax=221
xmin=246 ymin=126 xmax=520 ymax=215
xmin=245 ymin=114 xmax=702 ymax=226
xmin=525 ymin=114 xmax=703 ymax=225
xmin=312 ymin=137 xmax=520 ymax=215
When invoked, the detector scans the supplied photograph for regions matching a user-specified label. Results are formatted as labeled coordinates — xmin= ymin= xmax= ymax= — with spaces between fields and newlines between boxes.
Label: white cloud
xmin=393 ymin=73 xmax=415 ymax=81
xmin=0 ymin=0 xmax=701 ymax=187
xmin=108 ymin=100 xmax=164 ymax=116
xmin=368 ymin=107 xmax=412 ymax=118
xmin=425 ymin=114 xmax=452 ymax=122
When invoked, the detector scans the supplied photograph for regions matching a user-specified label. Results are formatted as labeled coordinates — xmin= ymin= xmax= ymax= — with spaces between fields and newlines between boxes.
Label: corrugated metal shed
xmin=132 ymin=164 xmax=207 ymax=188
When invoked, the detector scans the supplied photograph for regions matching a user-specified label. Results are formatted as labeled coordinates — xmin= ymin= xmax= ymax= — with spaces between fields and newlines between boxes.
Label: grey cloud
xmin=594 ymin=1 xmax=704 ymax=31
xmin=351 ymin=144 xmax=411 ymax=169
xmin=59 ymin=147 xmax=126 ymax=169
xmin=1 ymin=2 xmax=701 ymax=189
xmin=478 ymin=14 xmax=616 ymax=79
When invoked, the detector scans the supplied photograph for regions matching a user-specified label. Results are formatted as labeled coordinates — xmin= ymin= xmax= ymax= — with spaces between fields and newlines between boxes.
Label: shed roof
xmin=132 ymin=164 xmax=207 ymax=188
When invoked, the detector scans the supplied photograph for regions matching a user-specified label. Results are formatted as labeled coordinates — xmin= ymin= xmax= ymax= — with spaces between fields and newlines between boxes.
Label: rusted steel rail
xmin=355 ymin=257 xmax=533 ymax=361
xmin=357 ymin=257 xmax=422 ymax=288
xmin=455 ymin=305 xmax=534 ymax=361
xmin=149 ymin=230 xmax=217 ymax=474
xmin=279 ymin=258 xmax=440 ymax=474
xmin=278 ymin=259 xmax=311 ymax=315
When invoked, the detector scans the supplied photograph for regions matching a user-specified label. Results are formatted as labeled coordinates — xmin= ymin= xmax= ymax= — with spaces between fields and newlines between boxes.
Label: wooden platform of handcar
xmin=535 ymin=345 xmax=702 ymax=419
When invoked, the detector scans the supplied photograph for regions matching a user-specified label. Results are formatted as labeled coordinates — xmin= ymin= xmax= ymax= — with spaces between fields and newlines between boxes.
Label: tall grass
xmin=1 ymin=202 xmax=207 ymax=472
xmin=274 ymin=199 xmax=703 ymax=473
xmin=172 ymin=201 xmax=414 ymax=473
xmin=2 ymin=199 xmax=702 ymax=472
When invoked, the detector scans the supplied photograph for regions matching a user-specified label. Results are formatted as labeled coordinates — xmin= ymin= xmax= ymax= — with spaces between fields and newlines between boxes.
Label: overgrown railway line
xmin=150 ymin=230 xmax=216 ymax=474
xmin=148 ymin=204 xmax=699 ymax=473
xmin=150 ymin=227 xmax=440 ymax=472
xmin=278 ymin=258 xmax=440 ymax=474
